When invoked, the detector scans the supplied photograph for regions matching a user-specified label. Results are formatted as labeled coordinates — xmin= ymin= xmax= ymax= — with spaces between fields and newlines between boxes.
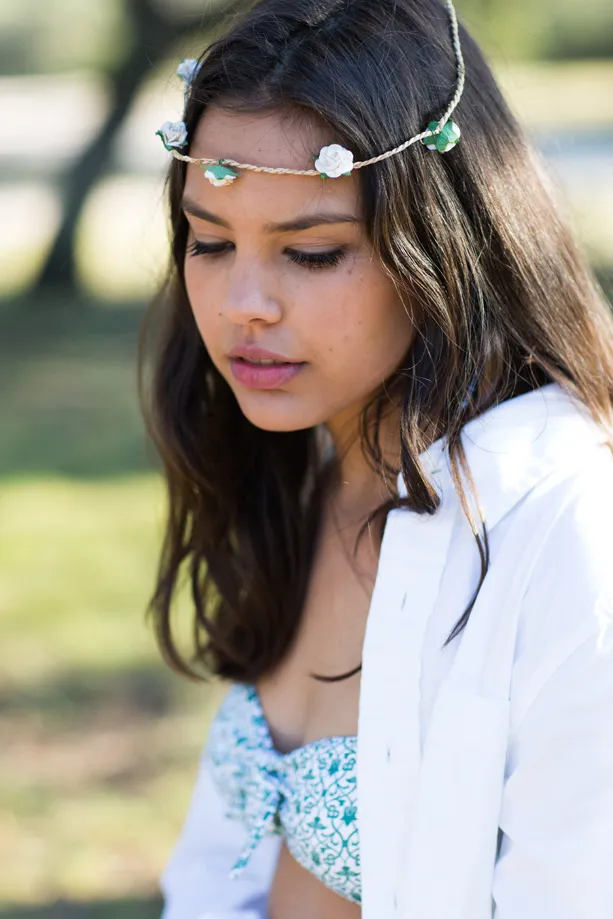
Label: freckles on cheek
xmin=183 ymin=262 xmax=199 ymax=305
xmin=183 ymin=270 xmax=211 ymax=336
xmin=185 ymin=266 xmax=213 ymax=318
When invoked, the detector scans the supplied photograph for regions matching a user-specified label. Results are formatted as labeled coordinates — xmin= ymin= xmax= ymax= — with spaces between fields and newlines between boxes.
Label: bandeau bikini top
xmin=205 ymin=681 xmax=361 ymax=904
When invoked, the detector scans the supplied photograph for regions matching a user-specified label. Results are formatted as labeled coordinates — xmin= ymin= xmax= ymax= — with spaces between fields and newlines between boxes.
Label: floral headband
xmin=155 ymin=0 xmax=465 ymax=188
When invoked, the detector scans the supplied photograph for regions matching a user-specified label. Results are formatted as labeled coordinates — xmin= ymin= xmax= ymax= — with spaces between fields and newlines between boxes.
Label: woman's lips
xmin=230 ymin=358 xmax=306 ymax=390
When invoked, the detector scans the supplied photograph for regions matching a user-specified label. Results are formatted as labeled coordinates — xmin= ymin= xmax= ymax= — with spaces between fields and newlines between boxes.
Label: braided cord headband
xmin=156 ymin=0 xmax=465 ymax=187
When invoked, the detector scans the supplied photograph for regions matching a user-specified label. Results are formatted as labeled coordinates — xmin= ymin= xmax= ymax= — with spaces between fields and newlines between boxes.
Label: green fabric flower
xmin=421 ymin=119 xmax=461 ymax=153
xmin=201 ymin=161 xmax=241 ymax=186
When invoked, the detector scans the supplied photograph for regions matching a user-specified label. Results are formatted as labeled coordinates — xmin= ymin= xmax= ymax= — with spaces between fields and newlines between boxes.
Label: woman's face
xmin=182 ymin=106 xmax=417 ymax=434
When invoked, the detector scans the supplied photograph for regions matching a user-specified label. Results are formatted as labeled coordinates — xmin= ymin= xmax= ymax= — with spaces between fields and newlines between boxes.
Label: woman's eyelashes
xmin=186 ymin=239 xmax=348 ymax=271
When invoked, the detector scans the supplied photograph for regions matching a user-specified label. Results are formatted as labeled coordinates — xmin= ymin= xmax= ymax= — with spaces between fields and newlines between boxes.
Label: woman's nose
xmin=221 ymin=253 xmax=283 ymax=326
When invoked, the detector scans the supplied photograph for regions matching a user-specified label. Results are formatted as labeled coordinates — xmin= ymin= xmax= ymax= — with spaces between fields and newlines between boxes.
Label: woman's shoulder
xmin=517 ymin=439 xmax=613 ymax=603
xmin=509 ymin=442 xmax=613 ymax=719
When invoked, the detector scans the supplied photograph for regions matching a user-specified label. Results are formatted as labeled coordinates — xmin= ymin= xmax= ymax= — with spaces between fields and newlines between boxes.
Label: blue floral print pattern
xmin=205 ymin=681 xmax=361 ymax=904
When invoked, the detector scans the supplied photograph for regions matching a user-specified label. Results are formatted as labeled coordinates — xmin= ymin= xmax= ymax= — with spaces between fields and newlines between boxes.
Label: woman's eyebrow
xmin=181 ymin=196 xmax=360 ymax=233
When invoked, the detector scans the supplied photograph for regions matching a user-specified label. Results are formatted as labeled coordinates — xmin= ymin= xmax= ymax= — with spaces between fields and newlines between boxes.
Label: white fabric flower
xmin=155 ymin=120 xmax=188 ymax=151
xmin=314 ymin=144 xmax=354 ymax=178
xmin=176 ymin=59 xmax=201 ymax=85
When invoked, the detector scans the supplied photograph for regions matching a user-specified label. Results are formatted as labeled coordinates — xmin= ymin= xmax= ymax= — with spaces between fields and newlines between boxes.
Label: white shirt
xmin=159 ymin=382 xmax=613 ymax=919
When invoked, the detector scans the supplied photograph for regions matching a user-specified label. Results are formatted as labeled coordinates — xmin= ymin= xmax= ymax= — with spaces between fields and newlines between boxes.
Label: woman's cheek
xmin=184 ymin=271 xmax=220 ymax=354
xmin=184 ymin=257 xmax=207 ymax=299
xmin=185 ymin=261 xmax=215 ymax=313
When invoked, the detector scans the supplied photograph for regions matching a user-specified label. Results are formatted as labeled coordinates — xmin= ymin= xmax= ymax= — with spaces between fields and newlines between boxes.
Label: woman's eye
xmin=286 ymin=249 xmax=346 ymax=270
xmin=186 ymin=241 xmax=230 ymax=259
xmin=186 ymin=240 xmax=346 ymax=271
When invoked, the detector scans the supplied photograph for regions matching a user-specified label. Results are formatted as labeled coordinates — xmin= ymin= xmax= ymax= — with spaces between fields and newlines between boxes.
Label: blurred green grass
xmin=0 ymin=900 xmax=163 ymax=919
xmin=0 ymin=300 xmax=151 ymax=479
xmin=0 ymin=302 xmax=227 ymax=911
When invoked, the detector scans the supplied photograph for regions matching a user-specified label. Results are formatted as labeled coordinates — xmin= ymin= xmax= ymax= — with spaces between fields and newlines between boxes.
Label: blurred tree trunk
xmin=31 ymin=0 xmax=231 ymax=301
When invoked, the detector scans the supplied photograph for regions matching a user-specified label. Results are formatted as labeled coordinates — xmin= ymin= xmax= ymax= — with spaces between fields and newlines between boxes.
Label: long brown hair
xmin=138 ymin=0 xmax=613 ymax=684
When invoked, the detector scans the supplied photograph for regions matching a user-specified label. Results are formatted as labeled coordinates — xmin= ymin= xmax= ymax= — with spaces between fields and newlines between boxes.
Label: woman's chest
xmin=257 ymin=509 xmax=381 ymax=754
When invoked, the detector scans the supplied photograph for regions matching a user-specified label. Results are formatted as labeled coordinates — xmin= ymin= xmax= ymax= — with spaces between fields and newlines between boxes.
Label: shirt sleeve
xmin=159 ymin=744 xmax=281 ymax=919
xmin=492 ymin=590 xmax=613 ymax=918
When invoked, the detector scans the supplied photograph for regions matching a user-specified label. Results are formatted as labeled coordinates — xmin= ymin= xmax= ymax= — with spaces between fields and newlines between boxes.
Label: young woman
xmin=139 ymin=0 xmax=613 ymax=916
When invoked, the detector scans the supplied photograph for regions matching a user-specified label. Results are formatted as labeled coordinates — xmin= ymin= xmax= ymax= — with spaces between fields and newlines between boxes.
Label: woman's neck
xmin=321 ymin=406 xmax=402 ymax=526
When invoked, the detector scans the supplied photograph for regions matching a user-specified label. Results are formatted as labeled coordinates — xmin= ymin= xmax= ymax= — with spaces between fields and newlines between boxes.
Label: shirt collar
xmin=397 ymin=382 xmax=609 ymax=530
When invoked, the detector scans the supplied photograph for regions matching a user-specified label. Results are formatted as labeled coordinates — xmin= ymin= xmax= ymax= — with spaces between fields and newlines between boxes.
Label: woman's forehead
xmin=190 ymin=105 xmax=331 ymax=171
xmin=184 ymin=107 xmax=362 ymax=225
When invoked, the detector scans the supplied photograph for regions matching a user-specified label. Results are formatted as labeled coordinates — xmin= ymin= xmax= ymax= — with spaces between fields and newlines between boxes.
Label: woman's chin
xmin=234 ymin=394 xmax=320 ymax=433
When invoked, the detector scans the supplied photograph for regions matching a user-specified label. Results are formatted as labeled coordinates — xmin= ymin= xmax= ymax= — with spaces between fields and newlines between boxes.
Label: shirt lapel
xmin=357 ymin=443 xmax=457 ymax=918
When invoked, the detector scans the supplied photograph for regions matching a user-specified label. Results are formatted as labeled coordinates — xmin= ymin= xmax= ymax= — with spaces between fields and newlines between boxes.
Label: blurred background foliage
xmin=0 ymin=0 xmax=611 ymax=915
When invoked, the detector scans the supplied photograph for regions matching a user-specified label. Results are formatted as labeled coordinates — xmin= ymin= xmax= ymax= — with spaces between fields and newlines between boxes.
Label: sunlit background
xmin=1 ymin=0 xmax=612 ymax=915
